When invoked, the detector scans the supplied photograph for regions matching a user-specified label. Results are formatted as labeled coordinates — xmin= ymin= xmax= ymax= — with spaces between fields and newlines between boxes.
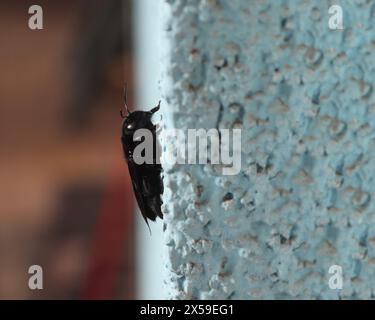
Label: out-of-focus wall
xmin=0 ymin=0 xmax=135 ymax=299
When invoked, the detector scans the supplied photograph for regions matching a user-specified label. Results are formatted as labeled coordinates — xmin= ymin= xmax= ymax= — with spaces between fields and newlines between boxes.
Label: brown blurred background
xmin=0 ymin=0 xmax=135 ymax=299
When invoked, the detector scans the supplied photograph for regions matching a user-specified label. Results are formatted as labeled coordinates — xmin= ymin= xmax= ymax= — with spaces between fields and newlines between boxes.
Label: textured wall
xmin=161 ymin=0 xmax=375 ymax=299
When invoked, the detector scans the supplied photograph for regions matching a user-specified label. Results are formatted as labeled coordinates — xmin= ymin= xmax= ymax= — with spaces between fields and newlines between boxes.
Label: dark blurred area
xmin=0 ymin=0 xmax=135 ymax=299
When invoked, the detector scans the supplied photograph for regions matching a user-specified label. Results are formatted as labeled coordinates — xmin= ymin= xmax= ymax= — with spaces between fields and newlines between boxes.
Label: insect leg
xmin=120 ymin=83 xmax=130 ymax=117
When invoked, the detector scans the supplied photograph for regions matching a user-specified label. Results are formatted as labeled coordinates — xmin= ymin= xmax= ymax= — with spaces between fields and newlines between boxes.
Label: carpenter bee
xmin=120 ymin=85 xmax=163 ymax=229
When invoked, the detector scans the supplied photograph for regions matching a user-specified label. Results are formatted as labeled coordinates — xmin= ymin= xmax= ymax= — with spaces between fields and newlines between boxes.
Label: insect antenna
xmin=149 ymin=100 xmax=161 ymax=114
xmin=120 ymin=83 xmax=131 ymax=118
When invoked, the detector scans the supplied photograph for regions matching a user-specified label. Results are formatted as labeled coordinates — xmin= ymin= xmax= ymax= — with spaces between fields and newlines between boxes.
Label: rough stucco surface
xmin=161 ymin=0 xmax=375 ymax=299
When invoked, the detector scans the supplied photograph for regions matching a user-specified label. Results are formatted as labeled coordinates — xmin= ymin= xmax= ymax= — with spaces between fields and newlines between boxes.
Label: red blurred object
xmin=80 ymin=141 xmax=134 ymax=299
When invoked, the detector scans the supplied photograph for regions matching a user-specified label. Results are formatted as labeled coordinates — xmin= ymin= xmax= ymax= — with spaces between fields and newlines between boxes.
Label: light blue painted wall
xmin=133 ymin=0 xmax=168 ymax=299
xmin=161 ymin=0 xmax=375 ymax=299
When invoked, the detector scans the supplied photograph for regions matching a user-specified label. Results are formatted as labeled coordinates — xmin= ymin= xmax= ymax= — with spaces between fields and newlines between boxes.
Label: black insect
xmin=120 ymin=85 xmax=163 ymax=229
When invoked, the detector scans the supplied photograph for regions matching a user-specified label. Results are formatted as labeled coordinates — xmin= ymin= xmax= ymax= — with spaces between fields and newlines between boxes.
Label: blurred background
xmin=0 ymin=0 xmax=141 ymax=299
